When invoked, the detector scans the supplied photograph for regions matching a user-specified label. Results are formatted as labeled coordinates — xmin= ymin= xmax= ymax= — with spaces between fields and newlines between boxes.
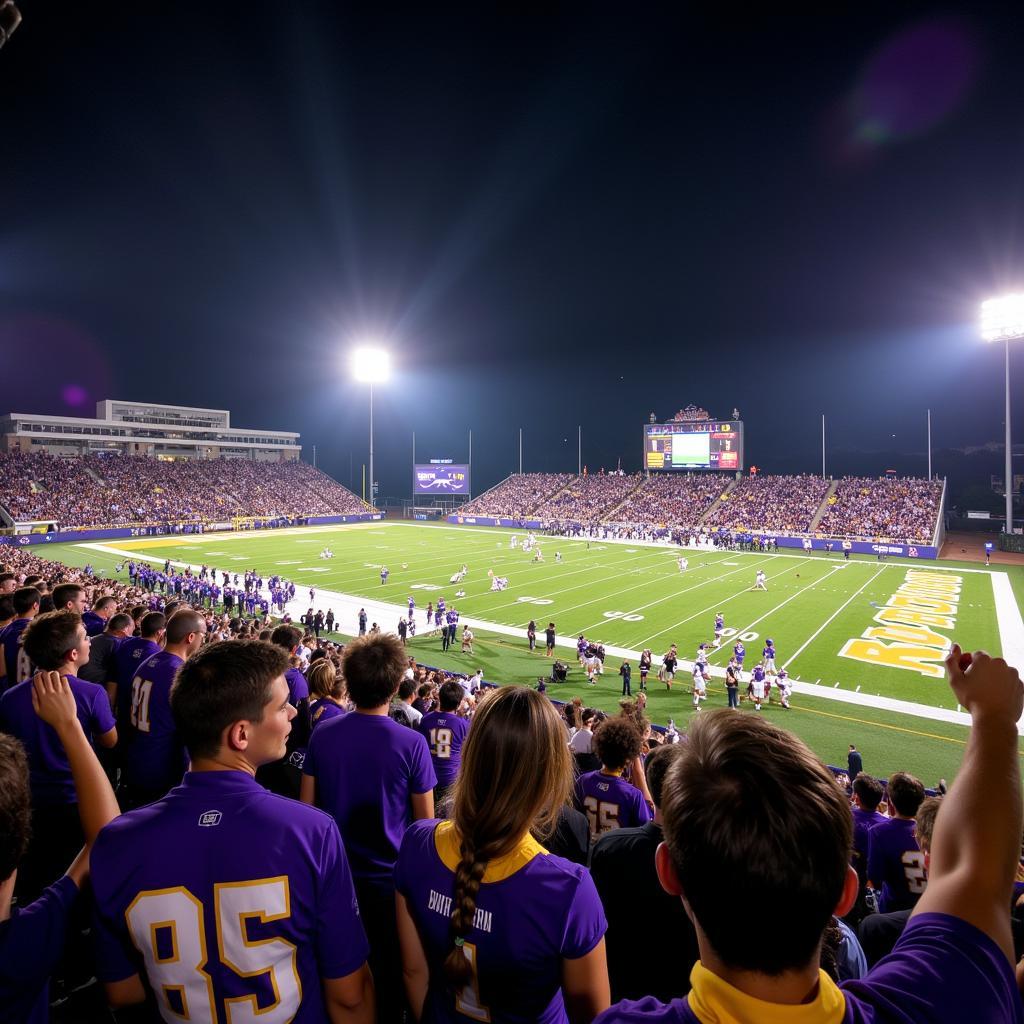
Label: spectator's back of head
xmin=887 ymin=771 xmax=925 ymax=818
xmin=660 ymin=709 xmax=853 ymax=976
xmin=397 ymin=678 xmax=416 ymax=703
xmin=853 ymin=772 xmax=883 ymax=812
xmin=12 ymin=586 xmax=40 ymax=617
xmin=644 ymin=742 xmax=681 ymax=810
xmin=341 ymin=633 xmax=407 ymax=709
xmin=22 ymin=609 xmax=83 ymax=671
xmin=0 ymin=735 xmax=30 ymax=883
xmin=915 ymin=795 xmax=942 ymax=855
xmin=594 ymin=717 xmax=643 ymax=772
xmin=51 ymin=582 xmax=85 ymax=611
xmin=270 ymin=624 xmax=301 ymax=653
xmin=438 ymin=680 xmax=464 ymax=712
xmin=140 ymin=611 xmax=166 ymax=640
xmin=106 ymin=613 xmax=133 ymax=635
xmin=307 ymin=658 xmax=343 ymax=701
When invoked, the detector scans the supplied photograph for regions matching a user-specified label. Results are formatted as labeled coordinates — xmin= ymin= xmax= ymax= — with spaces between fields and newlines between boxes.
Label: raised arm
xmin=912 ymin=645 xmax=1023 ymax=962
xmin=32 ymin=671 xmax=120 ymax=883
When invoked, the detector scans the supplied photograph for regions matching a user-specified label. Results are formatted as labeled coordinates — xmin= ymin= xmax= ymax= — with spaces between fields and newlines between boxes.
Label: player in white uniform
xmin=555 ymin=551 xmax=563 ymax=563
xmin=691 ymin=662 xmax=708 ymax=708
xmin=713 ymin=612 xmax=725 ymax=648
xmin=773 ymin=667 xmax=791 ymax=709
xmin=695 ymin=643 xmax=709 ymax=669
xmin=753 ymin=569 xmax=767 ymax=591
xmin=677 ymin=556 xmax=689 ymax=573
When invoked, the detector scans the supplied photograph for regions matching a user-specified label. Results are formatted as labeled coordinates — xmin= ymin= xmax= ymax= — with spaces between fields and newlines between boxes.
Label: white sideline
xmin=75 ymin=539 xmax=1023 ymax=735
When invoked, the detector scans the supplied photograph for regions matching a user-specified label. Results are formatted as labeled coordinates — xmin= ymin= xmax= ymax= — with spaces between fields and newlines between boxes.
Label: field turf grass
xmin=43 ymin=521 xmax=1024 ymax=784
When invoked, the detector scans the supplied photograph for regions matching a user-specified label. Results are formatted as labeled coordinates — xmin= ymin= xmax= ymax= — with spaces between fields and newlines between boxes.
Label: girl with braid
xmin=395 ymin=686 xmax=610 ymax=1023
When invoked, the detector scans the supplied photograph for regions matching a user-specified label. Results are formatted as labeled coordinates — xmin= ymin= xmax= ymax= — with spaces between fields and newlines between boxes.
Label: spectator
xmin=0 ymin=585 xmax=41 ymax=690
xmin=847 ymin=772 xmax=886 ymax=925
xmin=301 ymin=633 xmax=436 ymax=1024
xmin=591 ymin=744 xmax=698 ymax=1004
xmin=395 ymin=686 xmax=610 ymax=1022
xmin=575 ymin=717 xmax=652 ymax=841
xmin=90 ymin=640 xmax=374 ymax=1019
xmin=418 ymin=680 xmax=470 ymax=814
xmin=595 ymin=644 xmax=1024 ymax=1023
xmin=77 ymin=611 xmax=133 ymax=694
xmin=848 ymin=743 xmax=863 ymax=778
xmin=867 ymin=771 xmax=926 ymax=913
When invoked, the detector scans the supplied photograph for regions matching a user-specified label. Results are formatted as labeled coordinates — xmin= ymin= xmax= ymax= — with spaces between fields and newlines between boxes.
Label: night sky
xmin=3 ymin=3 xmax=1023 ymax=499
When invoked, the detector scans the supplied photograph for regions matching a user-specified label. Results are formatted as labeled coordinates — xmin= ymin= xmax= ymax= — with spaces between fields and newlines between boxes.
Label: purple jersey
xmin=81 ymin=610 xmax=107 ymax=637
xmin=395 ymin=818 xmax=606 ymax=1024
xmin=575 ymin=771 xmax=652 ymax=840
xmin=113 ymin=637 xmax=162 ymax=724
xmin=0 ymin=875 xmax=79 ymax=1024
xmin=120 ymin=650 xmax=186 ymax=796
xmin=285 ymin=666 xmax=309 ymax=706
xmin=91 ymin=771 xmax=369 ymax=1020
xmin=867 ymin=816 xmax=925 ymax=913
xmin=0 ymin=617 xmax=33 ymax=691
xmin=733 ymin=643 xmax=745 ymax=663
xmin=763 ymin=644 xmax=776 ymax=660
xmin=851 ymin=806 xmax=885 ymax=888
xmin=304 ymin=711 xmax=436 ymax=886
xmin=418 ymin=711 xmax=470 ymax=788
xmin=594 ymin=914 xmax=1023 ymax=1024
xmin=309 ymin=698 xmax=346 ymax=732
xmin=0 ymin=674 xmax=115 ymax=806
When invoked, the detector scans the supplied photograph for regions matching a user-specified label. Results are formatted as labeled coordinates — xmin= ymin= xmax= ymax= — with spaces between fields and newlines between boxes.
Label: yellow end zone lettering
xmin=838 ymin=639 xmax=946 ymax=679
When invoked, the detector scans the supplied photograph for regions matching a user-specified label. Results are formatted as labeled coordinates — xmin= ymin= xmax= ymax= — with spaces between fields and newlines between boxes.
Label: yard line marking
xmin=993 ymin=572 xmax=1024 ymax=669
xmin=783 ymin=564 xmax=890 ymax=670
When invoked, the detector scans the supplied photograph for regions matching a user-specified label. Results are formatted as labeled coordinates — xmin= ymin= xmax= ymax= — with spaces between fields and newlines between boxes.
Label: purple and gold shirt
xmin=418 ymin=711 xmax=470 ymax=788
xmin=575 ymin=771 xmax=652 ymax=840
xmin=91 ymin=771 xmax=369 ymax=1020
xmin=0 ymin=617 xmax=33 ymax=692
xmin=396 ymin=819 xmax=606 ymax=1023
xmin=867 ymin=817 xmax=924 ymax=913
xmin=120 ymin=650 xmax=186 ymax=796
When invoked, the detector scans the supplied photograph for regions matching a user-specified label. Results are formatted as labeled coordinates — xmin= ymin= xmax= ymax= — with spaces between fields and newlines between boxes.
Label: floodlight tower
xmin=350 ymin=346 xmax=390 ymax=509
xmin=980 ymin=295 xmax=1024 ymax=534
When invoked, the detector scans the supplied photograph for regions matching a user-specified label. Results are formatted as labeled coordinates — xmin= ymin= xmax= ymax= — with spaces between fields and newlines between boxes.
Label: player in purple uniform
xmin=575 ymin=717 xmax=652 ymax=841
xmin=712 ymin=613 xmax=724 ymax=648
xmin=866 ymin=771 xmax=926 ymax=913
xmin=419 ymin=680 xmax=470 ymax=813
xmin=595 ymin=646 xmax=1024 ymax=1024
xmin=0 ymin=671 xmax=121 ymax=1024
xmin=302 ymin=632 xmax=436 ymax=1023
xmin=91 ymin=640 xmax=374 ymax=1021
xmin=762 ymin=638 xmax=777 ymax=674
xmin=396 ymin=685 xmax=610 ymax=1023
xmin=119 ymin=609 xmax=207 ymax=809
xmin=0 ymin=585 xmax=40 ymax=691
xmin=732 ymin=640 xmax=745 ymax=667
xmin=0 ymin=610 xmax=117 ymax=902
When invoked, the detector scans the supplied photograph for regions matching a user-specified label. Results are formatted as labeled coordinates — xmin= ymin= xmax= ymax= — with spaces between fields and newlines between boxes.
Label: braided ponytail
xmin=443 ymin=836 xmax=488 ymax=987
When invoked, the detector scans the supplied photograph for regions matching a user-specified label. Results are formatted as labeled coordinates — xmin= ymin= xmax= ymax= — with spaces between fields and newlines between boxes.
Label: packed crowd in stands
xmin=818 ymin=476 xmax=944 ymax=543
xmin=0 ymin=539 xmax=1022 ymax=1022
xmin=0 ymin=451 xmax=369 ymax=528
xmin=702 ymin=473 xmax=831 ymax=533
xmin=531 ymin=472 xmax=644 ymax=522
xmin=609 ymin=473 xmax=725 ymax=528
xmin=461 ymin=472 xmax=573 ymax=518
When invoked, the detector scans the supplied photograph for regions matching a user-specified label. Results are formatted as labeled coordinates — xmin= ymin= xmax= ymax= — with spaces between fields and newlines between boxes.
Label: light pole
xmin=350 ymin=346 xmax=390 ymax=509
xmin=980 ymin=295 xmax=1024 ymax=533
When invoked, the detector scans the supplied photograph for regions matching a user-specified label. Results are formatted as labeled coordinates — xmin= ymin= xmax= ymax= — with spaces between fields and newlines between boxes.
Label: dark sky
xmin=3 ymin=3 xmax=1024 ymax=497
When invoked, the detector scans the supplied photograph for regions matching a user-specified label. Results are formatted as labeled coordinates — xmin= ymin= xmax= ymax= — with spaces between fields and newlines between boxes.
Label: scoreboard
xmin=644 ymin=421 xmax=743 ymax=472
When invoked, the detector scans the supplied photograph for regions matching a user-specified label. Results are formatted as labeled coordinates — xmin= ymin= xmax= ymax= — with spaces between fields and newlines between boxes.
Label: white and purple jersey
xmin=0 ymin=674 xmax=115 ymax=806
xmin=304 ymin=712 xmax=436 ymax=887
xmin=437 ymin=598 xmax=446 ymax=616
xmin=763 ymin=643 xmax=776 ymax=663
xmin=733 ymin=642 xmax=745 ymax=664
xmin=396 ymin=819 xmax=606 ymax=1024
xmin=714 ymin=614 xmax=724 ymax=635
xmin=0 ymin=617 xmax=33 ymax=692
xmin=91 ymin=771 xmax=369 ymax=1021
xmin=120 ymin=651 xmax=186 ymax=796
xmin=575 ymin=771 xmax=651 ymax=840
xmin=114 ymin=637 xmax=162 ymax=726
xmin=408 ymin=597 xmax=415 ymax=615
xmin=750 ymin=665 xmax=766 ymax=698
xmin=418 ymin=711 xmax=470 ymax=789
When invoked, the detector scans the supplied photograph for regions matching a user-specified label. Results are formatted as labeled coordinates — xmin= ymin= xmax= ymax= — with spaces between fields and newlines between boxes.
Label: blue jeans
xmin=727 ymin=687 xmax=738 ymax=708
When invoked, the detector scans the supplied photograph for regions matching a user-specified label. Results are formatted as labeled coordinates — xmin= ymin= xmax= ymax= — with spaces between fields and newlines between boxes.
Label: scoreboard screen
xmin=644 ymin=421 xmax=743 ymax=471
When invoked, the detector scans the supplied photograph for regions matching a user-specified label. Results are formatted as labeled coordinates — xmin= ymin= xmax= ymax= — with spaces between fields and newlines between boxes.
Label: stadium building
xmin=0 ymin=399 xmax=301 ymax=461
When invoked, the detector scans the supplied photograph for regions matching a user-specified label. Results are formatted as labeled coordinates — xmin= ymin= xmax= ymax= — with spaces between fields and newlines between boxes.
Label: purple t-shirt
xmin=285 ymin=666 xmax=309 ymax=706
xmin=81 ymin=610 xmax=107 ymax=637
xmin=309 ymin=698 xmax=345 ymax=732
xmin=575 ymin=771 xmax=652 ymax=840
xmin=395 ymin=819 xmax=607 ymax=1023
xmin=0 ymin=618 xmax=33 ymax=692
xmin=867 ymin=817 xmax=924 ymax=913
xmin=0 ymin=875 xmax=78 ymax=1024
xmin=91 ymin=770 xmax=369 ymax=1020
xmin=113 ymin=637 xmax=162 ymax=723
xmin=594 ymin=914 xmax=1024 ymax=1023
xmin=418 ymin=710 xmax=470 ymax=788
xmin=304 ymin=711 xmax=436 ymax=886
xmin=120 ymin=650 xmax=186 ymax=795
xmin=0 ymin=674 xmax=115 ymax=805
xmin=851 ymin=806 xmax=885 ymax=888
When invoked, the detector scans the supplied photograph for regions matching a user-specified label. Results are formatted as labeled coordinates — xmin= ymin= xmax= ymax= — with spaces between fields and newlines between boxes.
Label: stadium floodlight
xmin=980 ymin=295 xmax=1024 ymax=535
xmin=350 ymin=346 xmax=390 ymax=509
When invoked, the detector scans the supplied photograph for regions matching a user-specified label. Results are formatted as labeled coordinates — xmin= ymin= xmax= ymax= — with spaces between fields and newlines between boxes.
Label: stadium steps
xmin=808 ymin=479 xmax=839 ymax=531
xmin=603 ymin=475 xmax=648 ymax=521
xmin=694 ymin=477 xmax=738 ymax=527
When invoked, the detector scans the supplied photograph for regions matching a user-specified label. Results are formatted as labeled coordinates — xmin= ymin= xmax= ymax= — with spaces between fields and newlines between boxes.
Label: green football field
xmin=39 ymin=521 xmax=1024 ymax=784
